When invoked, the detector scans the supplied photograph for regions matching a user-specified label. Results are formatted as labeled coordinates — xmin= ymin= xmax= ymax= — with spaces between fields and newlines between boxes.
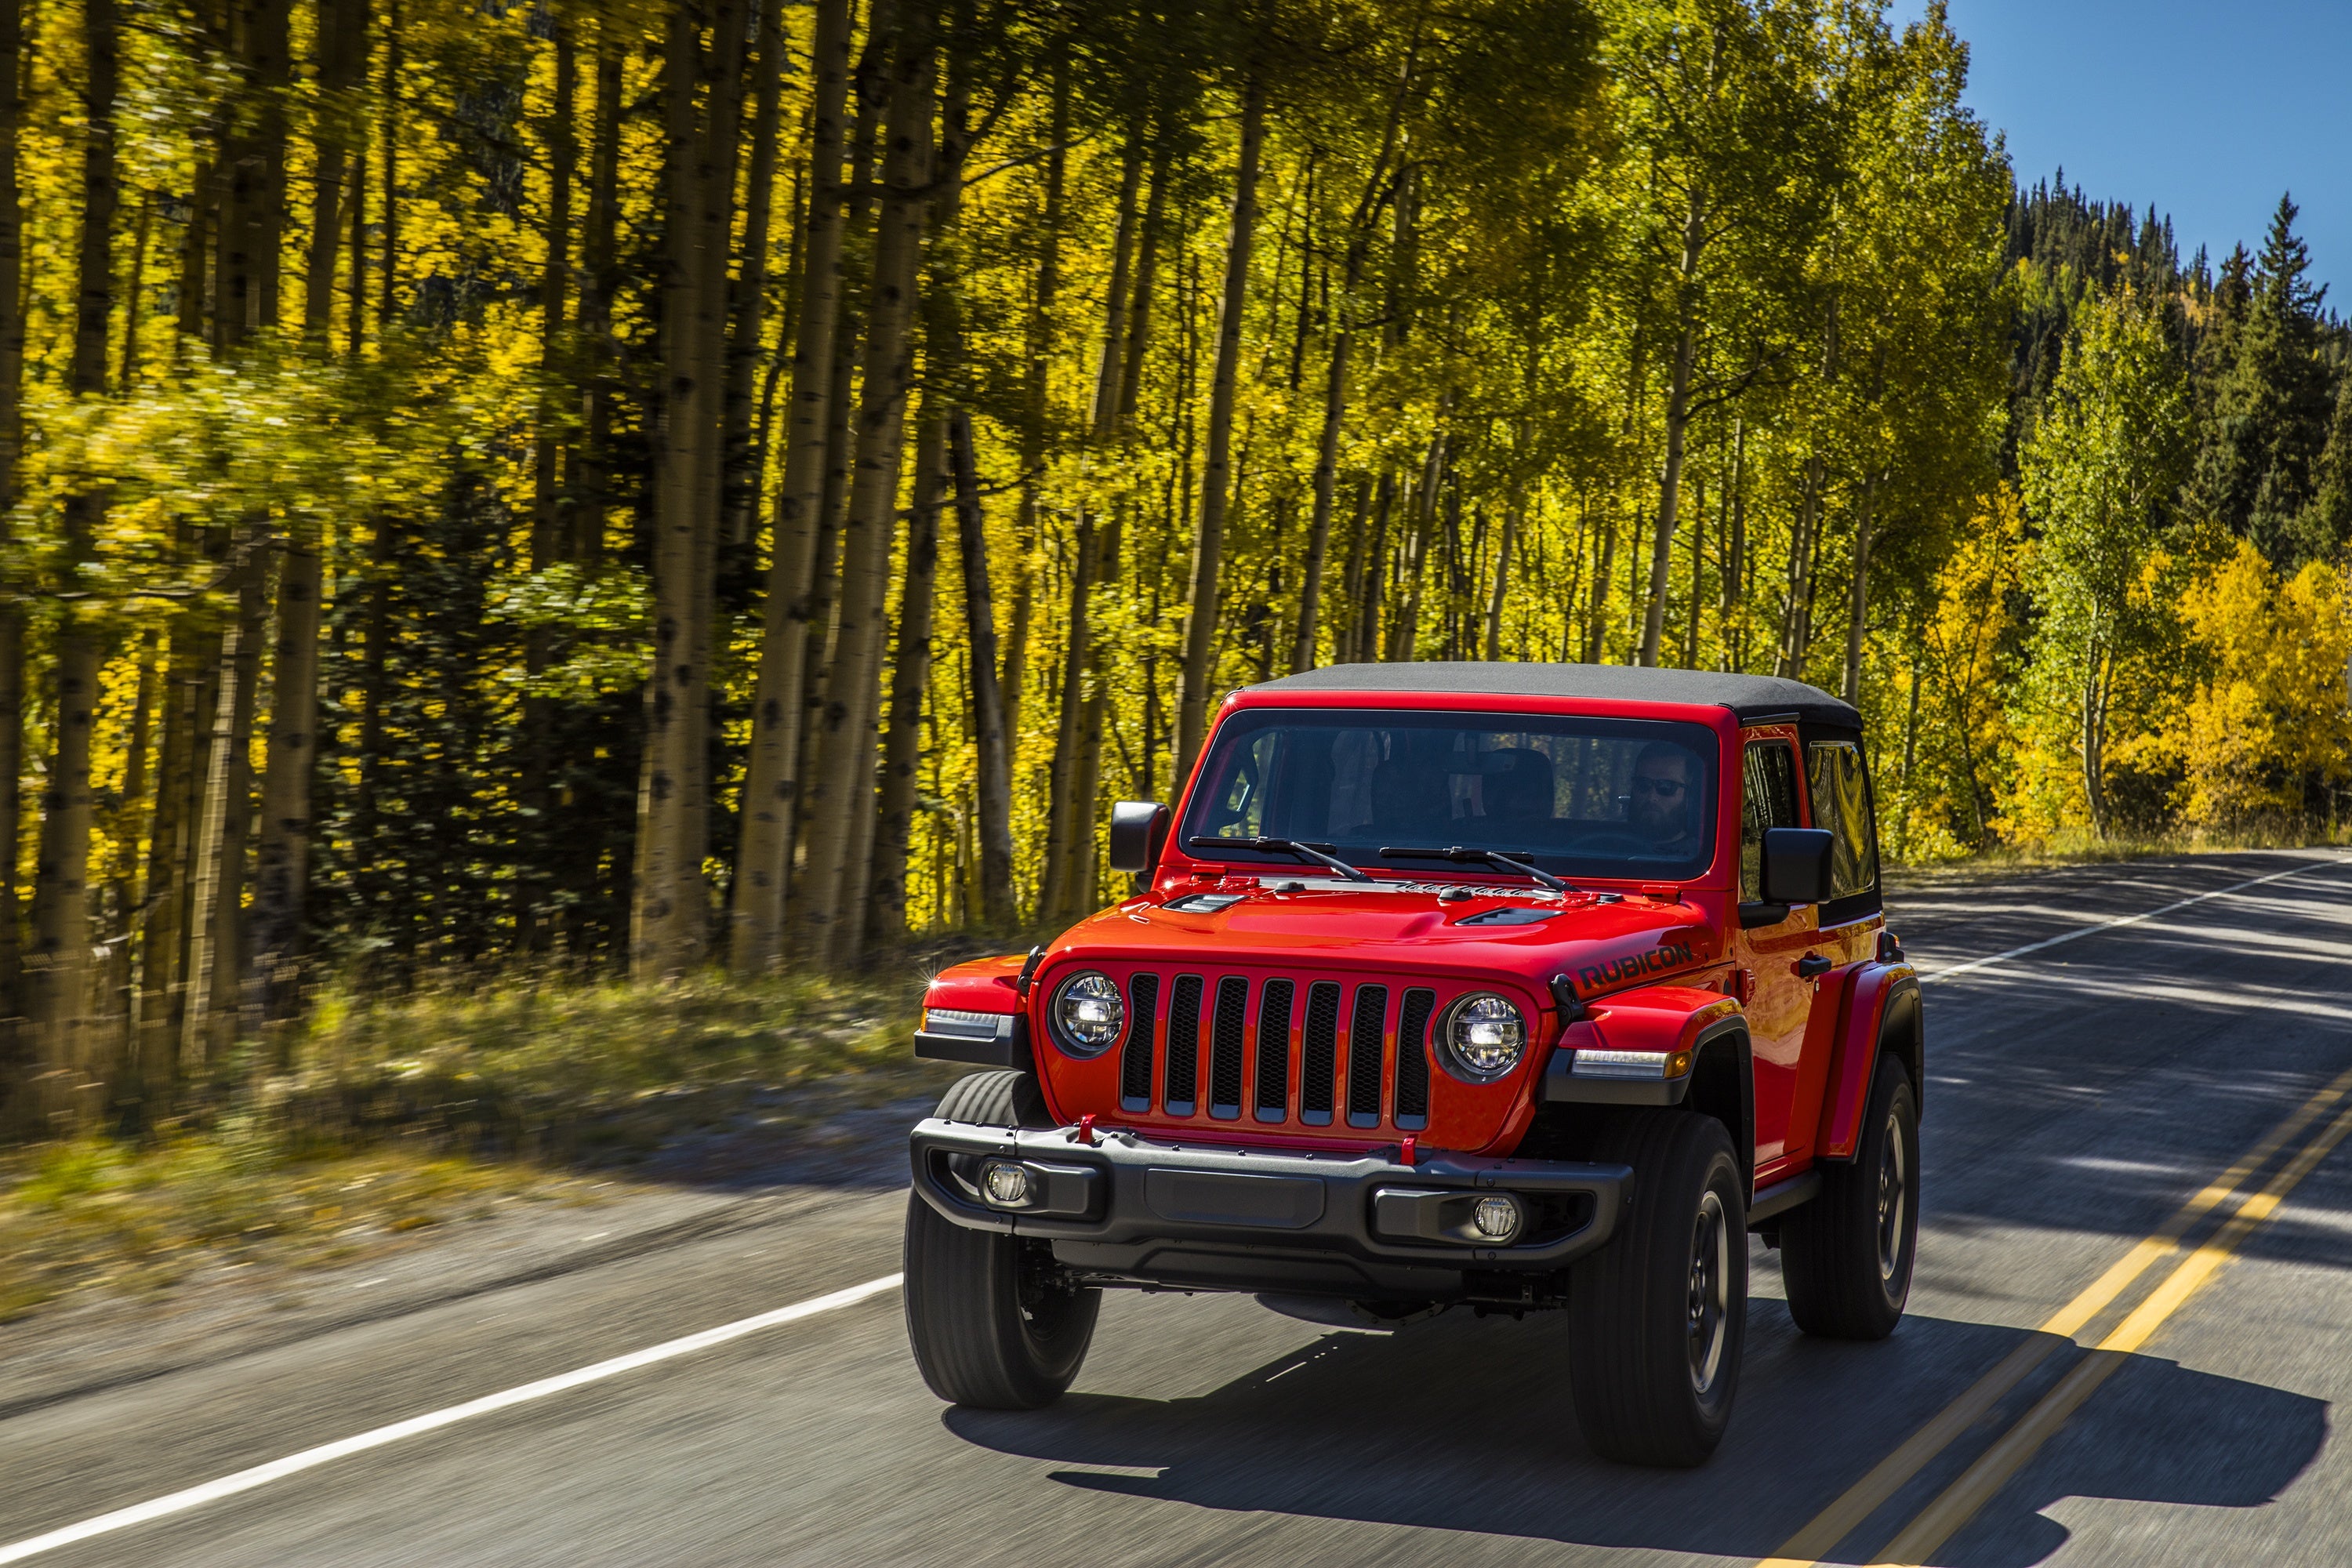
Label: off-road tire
xmin=1780 ymin=1056 xmax=1918 ymax=1340
xmin=903 ymin=1070 xmax=1099 ymax=1410
xmin=1568 ymin=1109 xmax=1748 ymax=1467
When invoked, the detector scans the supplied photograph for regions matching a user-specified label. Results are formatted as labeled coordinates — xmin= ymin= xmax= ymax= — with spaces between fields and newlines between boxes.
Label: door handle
xmin=1795 ymin=954 xmax=1833 ymax=979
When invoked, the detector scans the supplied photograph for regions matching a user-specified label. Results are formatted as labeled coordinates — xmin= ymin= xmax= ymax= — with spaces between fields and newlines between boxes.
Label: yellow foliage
xmin=2123 ymin=543 xmax=2352 ymax=829
xmin=1910 ymin=488 xmax=2031 ymax=849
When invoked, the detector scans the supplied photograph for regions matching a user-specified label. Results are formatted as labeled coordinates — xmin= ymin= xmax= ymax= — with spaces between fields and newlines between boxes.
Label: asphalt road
xmin=9 ymin=848 xmax=2352 ymax=1567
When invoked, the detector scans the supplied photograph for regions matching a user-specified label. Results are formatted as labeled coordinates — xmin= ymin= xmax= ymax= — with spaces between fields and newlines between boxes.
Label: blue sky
xmin=1889 ymin=0 xmax=2352 ymax=301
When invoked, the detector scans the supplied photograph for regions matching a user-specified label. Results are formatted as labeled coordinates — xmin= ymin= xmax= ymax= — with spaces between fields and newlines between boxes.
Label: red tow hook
xmin=1399 ymin=1134 xmax=1417 ymax=1167
xmin=1076 ymin=1113 xmax=1098 ymax=1146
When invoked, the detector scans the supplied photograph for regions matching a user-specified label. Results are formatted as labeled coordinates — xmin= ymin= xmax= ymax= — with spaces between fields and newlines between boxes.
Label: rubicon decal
xmin=1574 ymin=940 xmax=1699 ymax=993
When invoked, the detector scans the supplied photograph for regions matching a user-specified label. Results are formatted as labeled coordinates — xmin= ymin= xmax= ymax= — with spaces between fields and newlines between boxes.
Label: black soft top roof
xmin=1247 ymin=661 xmax=1862 ymax=729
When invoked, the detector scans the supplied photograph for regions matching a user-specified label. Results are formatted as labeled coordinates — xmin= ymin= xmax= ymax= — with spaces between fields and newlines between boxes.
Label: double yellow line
xmin=1761 ymin=1062 xmax=2352 ymax=1568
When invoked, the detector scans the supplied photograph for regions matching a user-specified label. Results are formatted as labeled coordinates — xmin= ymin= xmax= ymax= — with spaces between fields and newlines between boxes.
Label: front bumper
xmin=909 ymin=1118 xmax=1632 ymax=1297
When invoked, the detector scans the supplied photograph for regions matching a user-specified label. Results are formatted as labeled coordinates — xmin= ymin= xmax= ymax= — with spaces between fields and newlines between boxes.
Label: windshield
xmin=1183 ymin=709 xmax=1719 ymax=882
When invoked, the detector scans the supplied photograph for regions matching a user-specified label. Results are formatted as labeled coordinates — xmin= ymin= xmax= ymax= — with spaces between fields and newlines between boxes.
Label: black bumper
xmin=909 ymin=1118 xmax=1632 ymax=1299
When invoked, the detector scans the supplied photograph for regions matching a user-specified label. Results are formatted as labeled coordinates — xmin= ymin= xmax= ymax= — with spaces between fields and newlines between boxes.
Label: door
xmin=1732 ymin=731 xmax=1817 ymax=1171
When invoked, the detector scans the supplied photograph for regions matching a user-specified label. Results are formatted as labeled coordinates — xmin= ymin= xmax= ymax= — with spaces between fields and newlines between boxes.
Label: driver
xmin=1631 ymin=742 xmax=1701 ymax=855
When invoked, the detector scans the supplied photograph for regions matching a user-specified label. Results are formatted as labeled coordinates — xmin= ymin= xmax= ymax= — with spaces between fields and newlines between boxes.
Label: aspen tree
xmin=0 ymin=0 xmax=23 ymax=1029
xmin=1174 ymin=73 xmax=1265 ymax=783
xmin=253 ymin=0 xmax=368 ymax=1011
xmin=732 ymin=0 xmax=853 ymax=971
xmin=25 ymin=0 xmax=120 ymax=1085
xmin=793 ymin=4 xmax=934 ymax=965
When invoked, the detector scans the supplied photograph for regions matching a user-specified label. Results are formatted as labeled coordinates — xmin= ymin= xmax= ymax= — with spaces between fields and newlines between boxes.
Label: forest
xmin=0 ymin=0 xmax=2347 ymax=1133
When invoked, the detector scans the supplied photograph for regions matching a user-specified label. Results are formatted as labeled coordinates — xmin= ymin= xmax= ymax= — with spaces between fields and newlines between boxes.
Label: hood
xmin=1051 ymin=874 xmax=1722 ymax=1000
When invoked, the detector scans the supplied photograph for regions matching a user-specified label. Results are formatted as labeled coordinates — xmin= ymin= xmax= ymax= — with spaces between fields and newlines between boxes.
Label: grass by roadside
xmin=0 ymin=1134 xmax=597 ymax=1324
xmin=1882 ymin=825 xmax=2351 ymax=887
xmin=268 ymin=968 xmax=939 ymax=1160
xmin=0 ymin=964 xmax=960 ymax=1328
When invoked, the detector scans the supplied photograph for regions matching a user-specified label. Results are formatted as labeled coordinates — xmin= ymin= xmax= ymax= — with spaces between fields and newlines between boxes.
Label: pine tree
xmin=2303 ymin=376 xmax=2352 ymax=557
xmin=2192 ymin=195 xmax=2336 ymax=563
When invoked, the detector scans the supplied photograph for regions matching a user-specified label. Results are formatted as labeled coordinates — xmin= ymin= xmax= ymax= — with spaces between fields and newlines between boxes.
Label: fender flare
xmin=1816 ymin=965 xmax=1922 ymax=1162
xmin=1686 ymin=1014 xmax=1756 ymax=1201
xmin=1544 ymin=986 xmax=1754 ymax=1196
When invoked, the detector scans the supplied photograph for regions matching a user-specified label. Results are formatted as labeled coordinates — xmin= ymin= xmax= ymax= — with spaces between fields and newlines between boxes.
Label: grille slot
xmin=1347 ymin=985 xmax=1390 ymax=1127
xmin=1209 ymin=977 xmax=1249 ymax=1119
xmin=1165 ymin=975 xmax=1203 ymax=1115
xmin=1254 ymin=979 xmax=1295 ymax=1122
xmin=1121 ymin=973 xmax=1161 ymax=1111
xmin=1300 ymin=982 xmax=1341 ymax=1125
xmin=1395 ymin=987 xmax=1436 ymax=1127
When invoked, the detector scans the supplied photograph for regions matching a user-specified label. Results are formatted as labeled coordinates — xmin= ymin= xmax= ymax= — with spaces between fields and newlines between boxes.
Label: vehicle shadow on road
xmin=943 ymin=1298 xmax=2325 ymax=1565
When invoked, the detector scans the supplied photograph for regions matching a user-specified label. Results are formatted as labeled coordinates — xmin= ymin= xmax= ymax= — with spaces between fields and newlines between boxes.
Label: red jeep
xmin=902 ymin=662 xmax=1922 ymax=1465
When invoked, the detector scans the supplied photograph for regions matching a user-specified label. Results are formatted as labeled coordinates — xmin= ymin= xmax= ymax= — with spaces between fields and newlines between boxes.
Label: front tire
xmin=1780 ymin=1055 xmax=1918 ymax=1339
xmin=1568 ymin=1110 xmax=1748 ymax=1467
xmin=903 ymin=1071 xmax=1100 ymax=1410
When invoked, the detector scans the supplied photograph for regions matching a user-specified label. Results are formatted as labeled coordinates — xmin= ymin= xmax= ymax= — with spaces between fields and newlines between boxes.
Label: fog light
xmin=1472 ymin=1194 xmax=1522 ymax=1243
xmin=981 ymin=1160 xmax=1031 ymax=1207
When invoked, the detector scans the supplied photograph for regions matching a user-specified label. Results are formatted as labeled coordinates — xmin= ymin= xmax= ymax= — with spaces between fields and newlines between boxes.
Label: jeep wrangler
xmin=902 ymin=662 xmax=1921 ymax=1466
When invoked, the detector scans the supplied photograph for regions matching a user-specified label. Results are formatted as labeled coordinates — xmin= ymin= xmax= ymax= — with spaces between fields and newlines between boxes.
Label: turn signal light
xmin=1572 ymin=1047 xmax=1694 ymax=1081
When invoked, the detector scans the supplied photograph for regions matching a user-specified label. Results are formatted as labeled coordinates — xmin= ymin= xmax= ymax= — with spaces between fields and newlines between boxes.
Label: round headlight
xmin=1443 ymin=993 xmax=1526 ymax=1080
xmin=1051 ymin=971 xmax=1125 ymax=1056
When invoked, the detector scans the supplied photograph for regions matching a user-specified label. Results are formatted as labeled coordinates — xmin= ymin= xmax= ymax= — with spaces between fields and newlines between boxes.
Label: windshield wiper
xmin=1376 ymin=844 xmax=1573 ymax=895
xmin=1187 ymin=836 xmax=1374 ymax=883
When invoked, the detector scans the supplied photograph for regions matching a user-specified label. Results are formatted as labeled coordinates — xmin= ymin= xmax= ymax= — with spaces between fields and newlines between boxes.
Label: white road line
xmin=0 ymin=1272 xmax=904 ymax=1566
xmin=1919 ymin=859 xmax=2348 ymax=985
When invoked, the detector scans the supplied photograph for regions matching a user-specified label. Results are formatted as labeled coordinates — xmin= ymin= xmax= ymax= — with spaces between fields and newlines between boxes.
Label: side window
xmin=1806 ymin=740 xmax=1878 ymax=902
xmin=1740 ymin=741 xmax=1801 ymax=901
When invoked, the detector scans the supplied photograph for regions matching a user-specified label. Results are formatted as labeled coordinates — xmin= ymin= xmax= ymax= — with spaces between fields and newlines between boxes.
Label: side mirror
xmin=1760 ymin=827 xmax=1836 ymax=906
xmin=1108 ymin=801 xmax=1171 ymax=876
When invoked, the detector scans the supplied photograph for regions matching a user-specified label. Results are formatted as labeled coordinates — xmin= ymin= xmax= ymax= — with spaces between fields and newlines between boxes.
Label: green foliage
xmin=2013 ymin=289 xmax=2191 ymax=836
xmin=2191 ymin=195 xmax=2341 ymax=564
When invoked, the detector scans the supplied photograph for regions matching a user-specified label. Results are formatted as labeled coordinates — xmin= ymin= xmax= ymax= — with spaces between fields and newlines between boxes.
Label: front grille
xmin=1165 ymin=975 xmax=1203 ymax=1115
xmin=1104 ymin=969 xmax=1451 ymax=1135
xmin=1209 ymin=977 xmax=1249 ymax=1120
xmin=1254 ymin=980 xmax=1294 ymax=1122
xmin=1348 ymin=985 xmax=1390 ymax=1126
xmin=1121 ymin=973 xmax=1161 ymax=1111
xmin=1396 ymin=987 xmax=1436 ymax=1127
xmin=1301 ymin=982 xmax=1341 ymax=1125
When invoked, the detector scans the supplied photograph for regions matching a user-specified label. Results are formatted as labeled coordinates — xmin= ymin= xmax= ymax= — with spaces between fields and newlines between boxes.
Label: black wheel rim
xmin=1877 ymin=1105 xmax=1909 ymax=1283
xmin=1687 ymin=1189 xmax=1730 ymax=1396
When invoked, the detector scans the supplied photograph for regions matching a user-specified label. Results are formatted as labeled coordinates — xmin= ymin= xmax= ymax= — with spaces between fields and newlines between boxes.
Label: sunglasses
xmin=1632 ymin=777 xmax=1687 ymax=799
